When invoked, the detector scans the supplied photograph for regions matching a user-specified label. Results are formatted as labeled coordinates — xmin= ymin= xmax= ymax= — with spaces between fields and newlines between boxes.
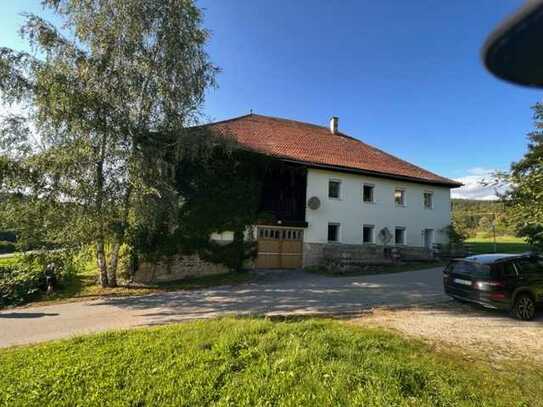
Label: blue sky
xmin=1 ymin=1 xmax=540 ymax=198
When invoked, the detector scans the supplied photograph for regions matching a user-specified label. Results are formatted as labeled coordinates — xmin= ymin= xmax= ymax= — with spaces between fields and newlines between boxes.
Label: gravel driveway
xmin=352 ymin=301 xmax=543 ymax=364
xmin=0 ymin=267 xmax=446 ymax=348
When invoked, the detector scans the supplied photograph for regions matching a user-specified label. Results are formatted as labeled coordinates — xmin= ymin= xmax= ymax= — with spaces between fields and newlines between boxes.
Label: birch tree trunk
xmin=96 ymin=239 xmax=108 ymax=287
xmin=108 ymin=239 xmax=120 ymax=287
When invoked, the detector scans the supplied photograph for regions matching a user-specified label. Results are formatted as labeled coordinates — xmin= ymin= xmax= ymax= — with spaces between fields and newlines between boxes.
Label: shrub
xmin=0 ymin=261 xmax=43 ymax=307
xmin=517 ymin=223 xmax=543 ymax=253
xmin=0 ymin=251 xmax=79 ymax=307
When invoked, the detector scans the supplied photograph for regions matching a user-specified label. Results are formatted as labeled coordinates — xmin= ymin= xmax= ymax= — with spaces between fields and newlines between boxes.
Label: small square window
xmin=395 ymin=227 xmax=406 ymax=245
xmin=328 ymin=223 xmax=340 ymax=242
xmin=329 ymin=180 xmax=341 ymax=199
xmin=394 ymin=189 xmax=406 ymax=206
xmin=362 ymin=225 xmax=374 ymax=244
xmin=363 ymin=184 xmax=374 ymax=203
xmin=424 ymin=192 xmax=433 ymax=209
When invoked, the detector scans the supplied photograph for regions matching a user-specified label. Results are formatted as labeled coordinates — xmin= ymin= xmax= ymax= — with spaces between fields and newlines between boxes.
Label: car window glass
xmin=493 ymin=262 xmax=516 ymax=278
xmin=515 ymin=258 xmax=541 ymax=275
xmin=452 ymin=261 xmax=490 ymax=278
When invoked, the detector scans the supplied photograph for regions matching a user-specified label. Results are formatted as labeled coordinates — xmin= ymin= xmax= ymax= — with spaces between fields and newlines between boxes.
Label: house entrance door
xmin=255 ymin=226 xmax=303 ymax=269
xmin=424 ymin=229 xmax=434 ymax=249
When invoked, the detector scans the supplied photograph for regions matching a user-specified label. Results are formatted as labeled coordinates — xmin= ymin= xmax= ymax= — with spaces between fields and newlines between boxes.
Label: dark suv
xmin=443 ymin=253 xmax=543 ymax=320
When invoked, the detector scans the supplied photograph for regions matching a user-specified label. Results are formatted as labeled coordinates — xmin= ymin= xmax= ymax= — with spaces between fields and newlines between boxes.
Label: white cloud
xmin=451 ymin=167 xmax=508 ymax=201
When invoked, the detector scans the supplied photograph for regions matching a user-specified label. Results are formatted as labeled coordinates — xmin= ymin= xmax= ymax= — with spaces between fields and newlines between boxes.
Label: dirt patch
xmin=350 ymin=301 xmax=543 ymax=364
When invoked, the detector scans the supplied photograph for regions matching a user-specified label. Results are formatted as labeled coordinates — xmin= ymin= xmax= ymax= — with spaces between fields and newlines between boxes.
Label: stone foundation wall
xmin=134 ymin=254 xmax=230 ymax=284
xmin=303 ymin=242 xmax=432 ymax=268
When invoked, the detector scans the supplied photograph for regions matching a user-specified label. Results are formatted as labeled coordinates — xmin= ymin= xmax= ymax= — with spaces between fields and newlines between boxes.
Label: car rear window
xmin=492 ymin=262 xmax=516 ymax=278
xmin=449 ymin=261 xmax=493 ymax=278
xmin=514 ymin=257 xmax=543 ymax=275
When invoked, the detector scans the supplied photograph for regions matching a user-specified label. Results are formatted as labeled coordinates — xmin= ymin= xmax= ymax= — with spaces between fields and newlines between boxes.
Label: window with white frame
xmin=424 ymin=191 xmax=433 ymax=209
xmin=394 ymin=188 xmax=406 ymax=206
xmin=328 ymin=223 xmax=340 ymax=242
xmin=362 ymin=184 xmax=374 ymax=203
xmin=362 ymin=225 xmax=374 ymax=244
xmin=394 ymin=227 xmax=406 ymax=245
xmin=328 ymin=180 xmax=341 ymax=199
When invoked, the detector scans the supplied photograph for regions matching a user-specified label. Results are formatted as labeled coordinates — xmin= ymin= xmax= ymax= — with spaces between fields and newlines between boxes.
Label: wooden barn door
xmin=255 ymin=227 xmax=303 ymax=269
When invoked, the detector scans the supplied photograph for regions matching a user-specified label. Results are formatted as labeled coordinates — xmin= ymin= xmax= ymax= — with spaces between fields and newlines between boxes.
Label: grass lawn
xmin=1 ymin=318 xmax=541 ymax=406
xmin=1 ymin=253 xmax=252 ymax=306
xmin=44 ymin=267 xmax=253 ymax=304
xmin=0 ymin=253 xmax=20 ymax=267
xmin=465 ymin=235 xmax=530 ymax=255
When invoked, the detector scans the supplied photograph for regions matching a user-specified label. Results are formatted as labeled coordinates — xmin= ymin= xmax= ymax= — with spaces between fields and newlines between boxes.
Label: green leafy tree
xmin=0 ymin=0 xmax=217 ymax=286
xmin=500 ymin=102 xmax=543 ymax=251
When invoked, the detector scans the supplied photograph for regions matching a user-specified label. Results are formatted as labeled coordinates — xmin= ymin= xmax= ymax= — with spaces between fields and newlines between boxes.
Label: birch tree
xmin=0 ymin=0 xmax=217 ymax=286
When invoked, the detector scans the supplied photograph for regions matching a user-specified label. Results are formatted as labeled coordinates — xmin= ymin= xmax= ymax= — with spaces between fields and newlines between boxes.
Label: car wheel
xmin=513 ymin=294 xmax=536 ymax=321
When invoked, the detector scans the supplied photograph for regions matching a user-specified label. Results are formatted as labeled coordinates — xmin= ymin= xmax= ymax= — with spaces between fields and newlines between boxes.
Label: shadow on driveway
xmin=0 ymin=312 xmax=59 ymax=319
xmin=89 ymin=268 xmax=450 ymax=326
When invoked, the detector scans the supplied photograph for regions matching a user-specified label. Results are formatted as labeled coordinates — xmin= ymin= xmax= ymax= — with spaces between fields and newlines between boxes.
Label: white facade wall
xmin=304 ymin=168 xmax=452 ymax=247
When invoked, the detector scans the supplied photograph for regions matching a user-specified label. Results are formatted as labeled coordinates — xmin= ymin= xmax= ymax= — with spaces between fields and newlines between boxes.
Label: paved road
xmin=0 ymin=267 xmax=447 ymax=348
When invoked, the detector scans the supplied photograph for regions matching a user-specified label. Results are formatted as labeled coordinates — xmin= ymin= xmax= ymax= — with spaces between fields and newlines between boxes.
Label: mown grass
xmin=0 ymin=254 xmax=20 ymax=267
xmin=465 ymin=235 xmax=530 ymax=255
xmin=2 ymin=253 xmax=252 ymax=306
xmin=42 ymin=268 xmax=253 ymax=304
xmin=1 ymin=318 xmax=542 ymax=406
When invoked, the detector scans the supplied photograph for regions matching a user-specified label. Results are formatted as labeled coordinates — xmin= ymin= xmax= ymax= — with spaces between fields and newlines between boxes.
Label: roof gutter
xmin=278 ymin=158 xmax=463 ymax=188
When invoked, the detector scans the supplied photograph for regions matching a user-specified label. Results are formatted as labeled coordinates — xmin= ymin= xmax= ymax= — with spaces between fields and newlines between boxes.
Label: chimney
xmin=330 ymin=116 xmax=339 ymax=134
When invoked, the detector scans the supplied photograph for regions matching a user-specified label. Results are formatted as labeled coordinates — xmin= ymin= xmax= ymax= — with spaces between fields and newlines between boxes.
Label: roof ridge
xmin=248 ymin=115 xmax=456 ymax=183
xmin=201 ymin=113 xmax=461 ymax=187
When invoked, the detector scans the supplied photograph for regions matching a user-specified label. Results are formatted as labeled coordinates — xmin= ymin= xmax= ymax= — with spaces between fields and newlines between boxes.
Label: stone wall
xmin=134 ymin=254 xmax=230 ymax=284
xmin=303 ymin=242 xmax=433 ymax=268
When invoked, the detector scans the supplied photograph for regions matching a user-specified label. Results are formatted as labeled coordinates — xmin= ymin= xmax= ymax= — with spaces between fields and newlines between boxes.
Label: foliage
xmin=451 ymin=199 xmax=514 ymax=238
xmin=134 ymin=139 xmax=267 ymax=271
xmin=0 ymin=250 xmax=79 ymax=307
xmin=0 ymin=261 xmax=42 ymax=307
xmin=440 ymin=224 xmax=466 ymax=245
xmin=465 ymin=235 xmax=529 ymax=255
xmin=0 ymin=0 xmax=218 ymax=287
xmin=1 ymin=318 xmax=542 ymax=406
xmin=496 ymin=102 xmax=543 ymax=252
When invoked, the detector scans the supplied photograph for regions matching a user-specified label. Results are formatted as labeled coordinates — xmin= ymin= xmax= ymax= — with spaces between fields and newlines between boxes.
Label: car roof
xmin=458 ymin=253 xmax=533 ymax=264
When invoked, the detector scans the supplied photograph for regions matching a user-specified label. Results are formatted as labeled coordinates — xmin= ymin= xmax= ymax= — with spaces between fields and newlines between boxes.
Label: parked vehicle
xmin=443 ymin=253 xmax=543 ymax=320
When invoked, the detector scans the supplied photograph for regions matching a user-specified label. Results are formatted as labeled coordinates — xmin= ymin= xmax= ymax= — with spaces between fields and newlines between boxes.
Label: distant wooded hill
xmin=451 ymin=198 xmax=514 ymax=238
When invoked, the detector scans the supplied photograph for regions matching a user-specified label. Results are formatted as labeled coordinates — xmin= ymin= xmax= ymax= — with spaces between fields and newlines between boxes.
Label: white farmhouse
xmin=207 ymin=114 xmax=462 ymax=270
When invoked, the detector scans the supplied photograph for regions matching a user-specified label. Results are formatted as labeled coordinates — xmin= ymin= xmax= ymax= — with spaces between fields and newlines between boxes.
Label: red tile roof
xmin=206 ymin=114 xmax=461 ymax=187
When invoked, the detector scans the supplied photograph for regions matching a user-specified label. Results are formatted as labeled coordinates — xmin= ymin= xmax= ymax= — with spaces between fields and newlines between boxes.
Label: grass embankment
xmin=1 ymin=318 xmax=541 ymax=406
xmin=55 ymin=268 xmax=252 ymax=301
xmin=465 ymin=235 xmax=530 ymax=255
xmin=1 ymin=253 xmax=251 ymax=306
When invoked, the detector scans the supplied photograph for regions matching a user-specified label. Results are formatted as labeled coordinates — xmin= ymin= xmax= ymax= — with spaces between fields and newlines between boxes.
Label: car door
xmin=513 ymin=257 xmax=543 ymax=302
